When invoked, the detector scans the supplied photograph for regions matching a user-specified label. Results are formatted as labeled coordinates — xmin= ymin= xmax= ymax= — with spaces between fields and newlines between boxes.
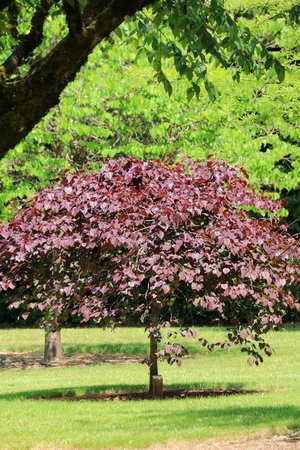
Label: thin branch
xmin=90 ymin=0 xmax=156 ymax=39
xmin=63 ymin=0 xmax=84 ymax=36
xmin=8 ymin=2 xmax=20 ymax=39
xmin=1 ymin=0 xmax=52 ymax=77
xmin=0 ymin=0 xmax=14 ymax=12
xmin=83 ymin=0 xmax=156 ymax=26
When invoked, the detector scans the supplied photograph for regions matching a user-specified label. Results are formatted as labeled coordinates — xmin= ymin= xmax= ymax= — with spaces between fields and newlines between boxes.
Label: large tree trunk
xmin=0 ymin=0 xmax=155 ymax=159
xmin=44 ymin=327 xmax=63 ymax=364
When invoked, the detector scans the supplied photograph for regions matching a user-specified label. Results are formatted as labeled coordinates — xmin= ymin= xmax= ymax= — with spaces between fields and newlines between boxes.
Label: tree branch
xmin=1 ymin=0 xmax=52 ymax=78
xmin=63 ymin=0 xmax=84 ymax=36
xmin=0 ymin=0 xmax=14 ymax=12
xmin=8 ymin=2 xmax=20 ymax=39
xmin=0 ymin=0 xmax=158 ymax=158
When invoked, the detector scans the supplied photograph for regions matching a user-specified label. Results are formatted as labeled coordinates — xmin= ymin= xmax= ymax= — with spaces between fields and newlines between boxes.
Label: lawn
xmin=0 ymin=326 xmax=299 ymax=449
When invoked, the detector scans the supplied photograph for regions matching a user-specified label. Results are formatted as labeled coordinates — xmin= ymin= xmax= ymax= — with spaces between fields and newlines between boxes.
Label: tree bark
xmin=148 ymin=301 xmax=163 ymax=396
xmin=44 ymin=327 xmax=63 ymax=363
xmin=0 ymin=0 xmax=14 ymax=12
xmin=149 ymin=330 xmax=159 ymax=394
xmin=0 ymin=0 xmax=156 ymax=159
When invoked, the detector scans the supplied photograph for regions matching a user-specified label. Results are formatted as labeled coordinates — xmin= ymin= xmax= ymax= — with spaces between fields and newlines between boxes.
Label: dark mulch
xmin=38 ymin=387 xmax=261 ymax=402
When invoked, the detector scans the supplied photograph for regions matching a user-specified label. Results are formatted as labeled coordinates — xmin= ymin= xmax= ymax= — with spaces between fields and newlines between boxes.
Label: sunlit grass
xmin=0 ymin=326 xmax=229 ymax=355
xmin=0 ymin=327 xmax=299 ymax=449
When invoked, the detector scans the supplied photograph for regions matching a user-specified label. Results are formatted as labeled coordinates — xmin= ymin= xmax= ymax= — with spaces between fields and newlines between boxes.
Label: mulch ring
xmin=38 ymin=387 xmax=261 ymax=402
xmin=0 ymin=353 xmax=263 ymax=401
xmin=0 ymin=352 xmax=141 ymax=370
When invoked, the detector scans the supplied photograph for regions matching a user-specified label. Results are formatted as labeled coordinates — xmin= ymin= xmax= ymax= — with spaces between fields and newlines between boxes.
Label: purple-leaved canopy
xmin=0 ymin=157 xmax=299 ymax=394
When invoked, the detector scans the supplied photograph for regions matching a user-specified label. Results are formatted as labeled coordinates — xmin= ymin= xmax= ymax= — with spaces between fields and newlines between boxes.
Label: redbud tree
xmin=0 ymin=157 xmax=299 ymax=393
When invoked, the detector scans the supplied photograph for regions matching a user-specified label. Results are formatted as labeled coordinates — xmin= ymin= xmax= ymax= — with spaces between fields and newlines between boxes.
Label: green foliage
xmin=121 ymin=0 xmax=286 ymax=100
xmin=0 ymin=143 xmax=69 ymax=221
xmin=0 ymin=0 xmax=299 ymax=232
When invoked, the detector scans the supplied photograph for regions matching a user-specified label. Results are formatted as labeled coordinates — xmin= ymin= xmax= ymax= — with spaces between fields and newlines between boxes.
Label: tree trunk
xmin=44 ymin=327 xmax=63 ymax=364
xmin=148 ymin=301 xmax=163 ymax=397
xmin=149 ymin=330 xmax=159 ymax=394
xmin=0 ymin=0 xmax=156 ymax=159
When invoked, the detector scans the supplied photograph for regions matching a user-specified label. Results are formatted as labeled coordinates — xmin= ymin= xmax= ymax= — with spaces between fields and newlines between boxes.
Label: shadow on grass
xmin=63 ymin=342 xmax=224 ymax=357
xmin=1 ymin=381 xmax=251 ymax=401
xmin=90 ymin=405 xmax=300 ymax=435
xmin=172 ymin=405 xmax=300 ymax=433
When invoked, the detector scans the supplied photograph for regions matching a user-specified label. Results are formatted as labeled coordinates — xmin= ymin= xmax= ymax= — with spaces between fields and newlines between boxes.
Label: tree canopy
xmin=1 ymin=158 xmax=299 ymax=379
xmin=0 ymin=0 xmax=293 ymax=157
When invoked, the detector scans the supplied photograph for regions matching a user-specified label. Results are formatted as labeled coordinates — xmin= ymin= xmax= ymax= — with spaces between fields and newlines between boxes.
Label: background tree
xmin=0 ymin=158 xmax=299 ymax=395
xmin=1 ymin=0 xmax=298 ymax=232
xmin=0 ymin=0 xmax=289 ymax=157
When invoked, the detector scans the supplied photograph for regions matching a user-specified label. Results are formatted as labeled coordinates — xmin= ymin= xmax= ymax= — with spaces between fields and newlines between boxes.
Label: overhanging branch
xmin=0 ymin=0 xmax=158 ymax=158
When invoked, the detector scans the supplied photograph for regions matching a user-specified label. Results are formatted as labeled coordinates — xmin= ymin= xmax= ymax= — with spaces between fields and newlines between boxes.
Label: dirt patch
xmin=37 ymin=387 xmax=260 ymax=402
xmin=0 ymin=352 xmax=141 ymax=370
xmin=148 ymin=431 xmax=300 ymax=449
xmin=32 ymin=431 xmax=300 ymax=450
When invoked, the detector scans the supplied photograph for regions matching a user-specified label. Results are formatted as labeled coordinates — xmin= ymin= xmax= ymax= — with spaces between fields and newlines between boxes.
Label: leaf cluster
xmin=118 ymin=0 xmax=286 ymax=100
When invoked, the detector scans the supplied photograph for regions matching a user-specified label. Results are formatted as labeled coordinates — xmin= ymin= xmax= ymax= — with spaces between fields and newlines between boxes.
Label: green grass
xmin=0 ymin=326 xmax=239 ymax=355
xmin=0 ymin=327 xmax=299 ymax=449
